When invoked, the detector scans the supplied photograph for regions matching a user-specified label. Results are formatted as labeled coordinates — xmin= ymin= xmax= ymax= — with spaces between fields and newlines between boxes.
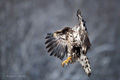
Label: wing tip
xmin=47 ymin=33 xmax=52 ymax=35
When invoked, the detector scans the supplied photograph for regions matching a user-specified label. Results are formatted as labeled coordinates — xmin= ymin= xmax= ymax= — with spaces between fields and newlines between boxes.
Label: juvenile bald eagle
xmin=45 ymin=9 xmax=91 ymax=77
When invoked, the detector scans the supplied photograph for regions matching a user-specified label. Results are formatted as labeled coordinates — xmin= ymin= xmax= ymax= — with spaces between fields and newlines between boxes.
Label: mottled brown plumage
xmin=45 ymin=9 xmax=91 ymax=77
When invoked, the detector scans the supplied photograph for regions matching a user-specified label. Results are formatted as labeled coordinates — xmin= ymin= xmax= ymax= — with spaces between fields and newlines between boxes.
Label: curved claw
xmin=62 ymin=56 xmax=72 ymax=67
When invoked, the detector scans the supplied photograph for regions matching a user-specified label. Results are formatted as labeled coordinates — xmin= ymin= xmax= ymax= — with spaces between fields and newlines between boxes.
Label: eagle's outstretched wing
xmin=45 ymin=27 xmax=71 ymax=60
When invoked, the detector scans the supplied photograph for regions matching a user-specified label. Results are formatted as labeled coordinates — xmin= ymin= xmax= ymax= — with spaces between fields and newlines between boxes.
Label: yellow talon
xmin=62 ymin=56 xmax=72 ymax=67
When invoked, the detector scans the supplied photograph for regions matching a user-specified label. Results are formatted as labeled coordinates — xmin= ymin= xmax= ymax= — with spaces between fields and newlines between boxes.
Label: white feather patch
xmin=78 ymin=53 xmax=91 ymax=76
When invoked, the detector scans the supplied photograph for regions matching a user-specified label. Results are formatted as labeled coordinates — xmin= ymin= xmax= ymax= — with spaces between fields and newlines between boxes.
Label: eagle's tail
xmin=78 ymin=53 xmax=91 ymax=77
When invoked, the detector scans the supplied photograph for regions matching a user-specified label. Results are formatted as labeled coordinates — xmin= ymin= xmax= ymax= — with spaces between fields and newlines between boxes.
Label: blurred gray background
xmin=0 ymin=0 xmax=120 ymax=80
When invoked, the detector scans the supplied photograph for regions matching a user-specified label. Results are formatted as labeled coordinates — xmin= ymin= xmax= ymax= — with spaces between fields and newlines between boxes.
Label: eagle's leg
xmin=62 ymin=56 xmax=72 ymax=67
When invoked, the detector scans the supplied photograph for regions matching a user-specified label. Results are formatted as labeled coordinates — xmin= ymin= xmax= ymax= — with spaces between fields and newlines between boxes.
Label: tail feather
xmin=78 ymin=53 xmax=91 ymax=77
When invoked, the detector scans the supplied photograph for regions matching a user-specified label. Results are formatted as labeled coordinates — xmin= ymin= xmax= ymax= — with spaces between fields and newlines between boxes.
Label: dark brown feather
xmin=47 ymin=33 xmax=52 ymax=35
xmin=48 ymin=45 xmax=55 ymax=52
xmin=50 ymin=44 xmax=60 ymax=56
xmin=45 ymin=35 xmax=52 ymax=39
xmin=46 ymin=40 xmax=56 ymax=48
xmin=85 ymin=34 xmax=91 ymax=50
xmin=45 ymin=37 xmax=55 ymax=44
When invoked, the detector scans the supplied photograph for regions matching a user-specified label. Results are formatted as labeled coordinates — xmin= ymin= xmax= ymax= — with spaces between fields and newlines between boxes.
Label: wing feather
xmin=84 ymin=34 xmax=91 ymax=50
xmin=54 ymin=44 xmax=61 ymax=57
xmin=45 ymin=27 xmax=71 ymax=60
xmin=57 ymin=44 xmax=64 ymax=58
xmin=46 ymin=40 xmax=56 ymax=48
xmin=45 ymin=37 xmax=55 ymax=44
xmin=50 ymin=44 xmax=59 ymax=56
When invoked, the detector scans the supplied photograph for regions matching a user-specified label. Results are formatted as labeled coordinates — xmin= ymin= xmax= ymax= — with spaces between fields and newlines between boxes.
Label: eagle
xmin=45 ymin=9 xmax=91 ymax=77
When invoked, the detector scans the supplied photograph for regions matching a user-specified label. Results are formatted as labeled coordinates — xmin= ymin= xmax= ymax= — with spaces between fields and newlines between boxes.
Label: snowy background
xmin=0 ymin=0 xmax=120 ymax=80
